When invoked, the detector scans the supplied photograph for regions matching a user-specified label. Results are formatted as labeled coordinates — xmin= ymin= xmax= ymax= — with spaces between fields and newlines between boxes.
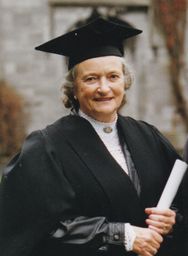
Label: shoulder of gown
xmin=118 ymin=115 xmax=180 ymax=160
xmin=0 ymin=127 xmax=77 ymax=256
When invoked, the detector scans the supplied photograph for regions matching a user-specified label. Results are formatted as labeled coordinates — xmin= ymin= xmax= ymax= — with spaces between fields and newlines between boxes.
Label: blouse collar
xmin=78 ymin=110 xmax=117 ymax=134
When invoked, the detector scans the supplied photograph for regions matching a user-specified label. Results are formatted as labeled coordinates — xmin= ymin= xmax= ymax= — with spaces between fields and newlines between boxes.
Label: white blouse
xmin=78 ymin=110 xmax=129 ymax=175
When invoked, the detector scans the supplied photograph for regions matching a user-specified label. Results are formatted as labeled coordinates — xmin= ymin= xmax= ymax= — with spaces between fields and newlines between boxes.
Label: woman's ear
xmin=73 ymin=85 xmax=77 ymax=100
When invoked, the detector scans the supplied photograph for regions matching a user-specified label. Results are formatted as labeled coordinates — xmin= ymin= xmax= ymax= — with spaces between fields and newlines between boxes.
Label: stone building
xmin=0 ymin=0 xmax=187 ymax=150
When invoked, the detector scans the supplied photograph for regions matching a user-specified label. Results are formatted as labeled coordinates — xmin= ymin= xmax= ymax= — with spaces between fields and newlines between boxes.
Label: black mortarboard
xmin=35 ymin=17 xmax=142 ymax=70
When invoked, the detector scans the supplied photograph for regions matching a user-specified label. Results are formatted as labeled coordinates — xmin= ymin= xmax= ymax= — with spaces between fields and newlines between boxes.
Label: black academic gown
xmin=0 ymin=115 xmax=185 ymax=256
xmin=183 ymin=139 xmax=188 ymax=255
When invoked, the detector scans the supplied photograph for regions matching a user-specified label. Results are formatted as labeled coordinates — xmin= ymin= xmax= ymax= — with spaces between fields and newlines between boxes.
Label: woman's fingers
xmin=146 ymin=218 xmax=175 ymax=234
xmin=132 ymin=226 xmax=163 ymax=256
xmin=145 ymin=208 xmax=176 ymax=218
xmin=145 ymin=208 xmax=176 ymax=235
xmin=146 ymin=222 xmax=170 ymax=235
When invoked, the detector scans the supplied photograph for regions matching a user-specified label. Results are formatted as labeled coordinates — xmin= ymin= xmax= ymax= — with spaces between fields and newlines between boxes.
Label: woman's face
xmin=74 ymin=56 xmax=125 ymax=122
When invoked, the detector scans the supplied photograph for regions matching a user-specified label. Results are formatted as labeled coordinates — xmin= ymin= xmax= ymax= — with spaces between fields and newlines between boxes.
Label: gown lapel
xmin=56 ymin=115 xmax=146 ymax=225
xmin=117 ymin=115 xmax=167 ymax=209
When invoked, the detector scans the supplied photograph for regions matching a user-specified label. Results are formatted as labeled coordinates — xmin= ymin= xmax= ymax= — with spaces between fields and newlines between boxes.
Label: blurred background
xmin=0 ymin=0 xmax=187 ymax=170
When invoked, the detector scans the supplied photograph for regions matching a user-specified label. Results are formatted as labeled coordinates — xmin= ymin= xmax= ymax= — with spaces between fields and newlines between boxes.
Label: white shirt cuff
xmin=124 ymin=223 xmax=136 ymax=251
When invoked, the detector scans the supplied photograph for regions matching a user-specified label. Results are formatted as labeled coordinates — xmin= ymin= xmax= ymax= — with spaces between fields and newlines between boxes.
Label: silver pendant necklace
xmin=103 ymin=126 xmax=113 ymax=133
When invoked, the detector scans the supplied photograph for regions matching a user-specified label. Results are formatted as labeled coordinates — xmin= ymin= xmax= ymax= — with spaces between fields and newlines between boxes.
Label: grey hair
xmin=61 ymin=57 xmax=134 ymax=112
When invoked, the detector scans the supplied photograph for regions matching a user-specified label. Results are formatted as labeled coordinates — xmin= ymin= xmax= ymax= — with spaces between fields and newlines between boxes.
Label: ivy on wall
xmin=0 ymin=80 xmax=26 ymax=163
xmin=153 ymin=0 xmax=188 ymax=132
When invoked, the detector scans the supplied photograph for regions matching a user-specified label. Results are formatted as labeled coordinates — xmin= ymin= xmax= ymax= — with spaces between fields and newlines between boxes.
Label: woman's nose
xmin=98 ymin=78 xmax=110 ymax=93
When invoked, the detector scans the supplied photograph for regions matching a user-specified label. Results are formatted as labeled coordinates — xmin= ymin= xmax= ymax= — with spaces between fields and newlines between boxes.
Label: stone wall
xmin=0 ymin=0 xmax=187 ymax=149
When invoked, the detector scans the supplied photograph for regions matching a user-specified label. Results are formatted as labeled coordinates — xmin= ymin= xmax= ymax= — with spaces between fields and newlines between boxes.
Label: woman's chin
xmin=92 ymin=108 xmax=117 ymax=122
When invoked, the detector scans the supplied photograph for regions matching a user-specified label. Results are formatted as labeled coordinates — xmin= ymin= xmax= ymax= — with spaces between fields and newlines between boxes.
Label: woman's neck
xmin=78 ymin=110 xmax=118 ymax=125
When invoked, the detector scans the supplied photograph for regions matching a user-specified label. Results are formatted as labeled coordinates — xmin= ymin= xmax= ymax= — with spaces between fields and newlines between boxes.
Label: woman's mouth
xmin=94 ymin=97 xmax=113 ymax=102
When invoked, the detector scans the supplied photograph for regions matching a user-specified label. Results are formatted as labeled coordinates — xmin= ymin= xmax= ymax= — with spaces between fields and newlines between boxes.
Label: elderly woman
xmin=0 ymin=17 xmax=185 ymax=256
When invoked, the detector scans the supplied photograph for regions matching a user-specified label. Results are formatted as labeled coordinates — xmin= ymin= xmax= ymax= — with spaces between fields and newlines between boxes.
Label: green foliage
xmin=0 ymin=80 xmax=26 ymax=162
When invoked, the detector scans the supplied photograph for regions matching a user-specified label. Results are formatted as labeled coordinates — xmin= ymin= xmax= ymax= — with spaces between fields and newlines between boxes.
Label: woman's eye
xmin=109 ymin=74 xmax=119 ymax=80
xmin=85 ymin=77 xmax=97 ymax=83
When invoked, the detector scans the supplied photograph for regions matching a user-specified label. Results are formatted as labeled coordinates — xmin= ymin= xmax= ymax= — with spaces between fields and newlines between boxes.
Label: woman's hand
xmin=132 ymin=226 xmax=163 ymax=256
xmin=145 ymin=208 xmax=176 ymax=235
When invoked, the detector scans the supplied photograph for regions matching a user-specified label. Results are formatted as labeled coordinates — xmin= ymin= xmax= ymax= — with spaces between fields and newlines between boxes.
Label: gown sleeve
xmin=143 ymin=122 xmax=185 ymax=231
xmin=183 ymin=138 xmax=188 ymax=162
xmin=183 ymin=139 xmax=188 ymax=254
xmin=0 ymin=131 xmax=125 ymax=256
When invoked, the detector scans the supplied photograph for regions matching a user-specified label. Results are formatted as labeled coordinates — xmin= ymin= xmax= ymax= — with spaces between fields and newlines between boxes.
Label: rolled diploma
xmin=157 ymin=159 xmax=187 ymax=209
